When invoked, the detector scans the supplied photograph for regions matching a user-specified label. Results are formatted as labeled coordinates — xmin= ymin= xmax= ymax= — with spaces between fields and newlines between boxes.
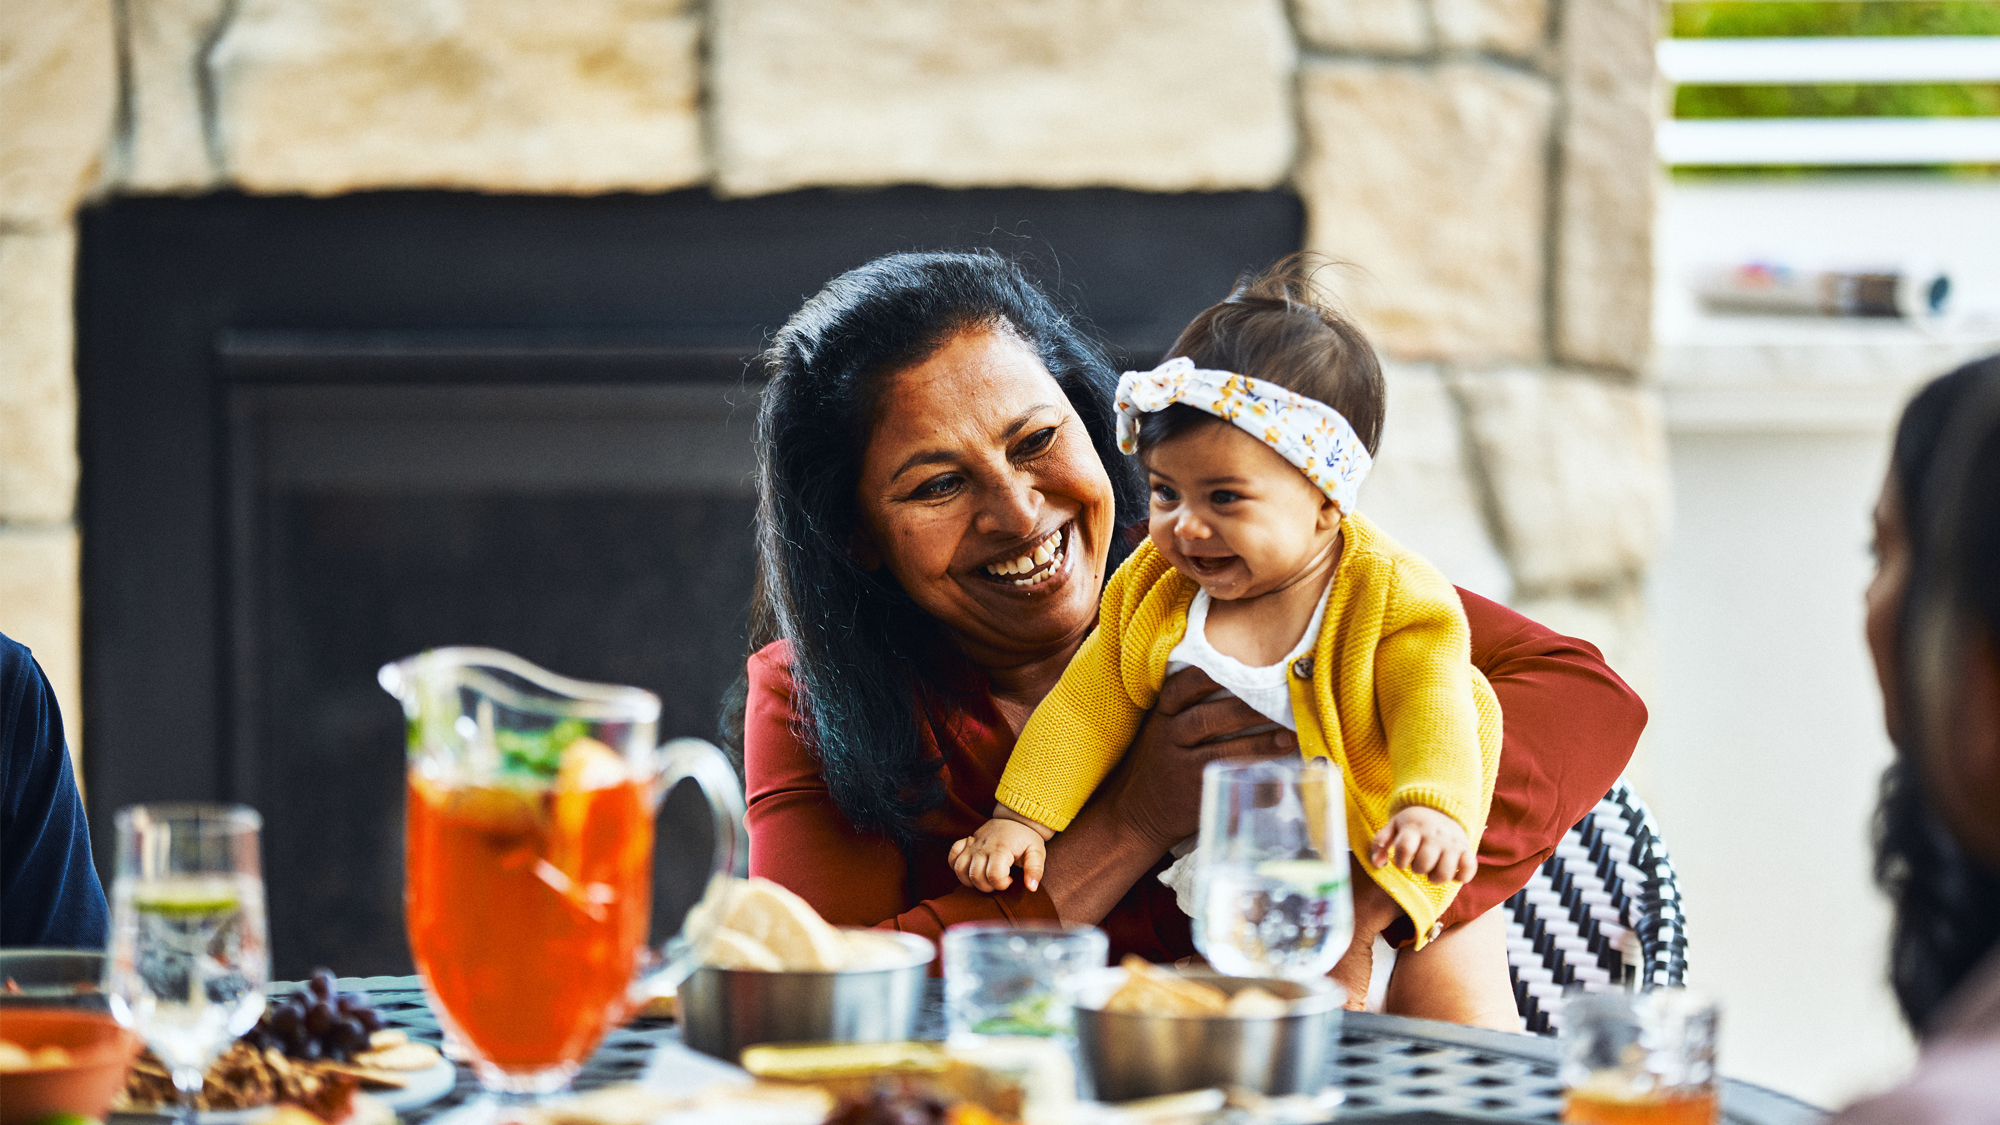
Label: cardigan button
xmin=1428 ymin=922 xmax=1444 ymax=942
xmin=1291 ymin=655 xmax=1314 ymax=680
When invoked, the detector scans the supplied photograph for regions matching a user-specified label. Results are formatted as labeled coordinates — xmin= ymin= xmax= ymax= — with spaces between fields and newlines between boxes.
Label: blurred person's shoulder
xmin=1832 ymin=1038 xmax=2000 ymax=1124
xmin=1833 ymin=950 xmax=2000 ymax=1124
xmin=1933 ymin=945 xmax=2000 ymax=1044
xmin=0 ymin=629 xmax=36 ymax=690
xmin=0 ymin=630 xmax=55 ymax=785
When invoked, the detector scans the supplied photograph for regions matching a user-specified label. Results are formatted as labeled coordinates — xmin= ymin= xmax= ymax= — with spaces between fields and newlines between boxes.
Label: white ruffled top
xmin=1156 ymin=583 xmax=1333 ymax=918
xmin=1163 ymin=583 xmax=1332 ymax=733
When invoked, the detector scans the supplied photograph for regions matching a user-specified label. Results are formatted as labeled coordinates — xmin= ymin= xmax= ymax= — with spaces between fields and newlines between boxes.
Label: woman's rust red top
xmin=742 ymin=589 xmax=1646 ymax=961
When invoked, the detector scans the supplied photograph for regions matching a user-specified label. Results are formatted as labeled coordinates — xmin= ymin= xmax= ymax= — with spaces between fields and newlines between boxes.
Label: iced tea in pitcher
xmin=383 ymin=649 xmax=743 ymax=1101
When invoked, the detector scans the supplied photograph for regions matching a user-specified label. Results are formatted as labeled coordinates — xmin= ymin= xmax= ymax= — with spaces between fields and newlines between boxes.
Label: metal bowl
xmin=1072 ymin=968 xmax=1343 ymax=1101
xmin=0 ymin=950 xmax=107 ymax=1011
xmin=676 ymin=930 xmax=934 ymax=1062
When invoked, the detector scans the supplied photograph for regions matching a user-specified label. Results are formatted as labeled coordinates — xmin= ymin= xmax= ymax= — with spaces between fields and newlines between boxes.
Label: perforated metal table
xmin=331 ymin=976 xmax=1825 ymax=1125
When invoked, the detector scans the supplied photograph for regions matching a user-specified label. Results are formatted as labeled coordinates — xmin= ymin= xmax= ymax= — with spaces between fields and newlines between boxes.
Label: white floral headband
xmin=1114 ymin=356 xmax=1373 ymax=514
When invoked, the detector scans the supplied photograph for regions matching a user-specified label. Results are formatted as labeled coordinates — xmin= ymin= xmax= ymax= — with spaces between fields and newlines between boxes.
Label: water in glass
xmin=106 ymin=804 xmax=270 ymax=1125
xmin=1192 ymin=757 xmax=1353 ymax=981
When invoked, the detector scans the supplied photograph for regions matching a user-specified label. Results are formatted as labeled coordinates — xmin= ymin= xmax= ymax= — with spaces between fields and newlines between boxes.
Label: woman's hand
xmin=1039 ymin=667 xmax=1294 ymax=925
xmin=1099 ymin=666 xmax=1296 ymax=849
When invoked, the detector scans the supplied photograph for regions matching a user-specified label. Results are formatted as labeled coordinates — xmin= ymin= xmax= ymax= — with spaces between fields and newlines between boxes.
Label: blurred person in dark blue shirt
xmin=1 ymin=631 xmax=108 ymax=947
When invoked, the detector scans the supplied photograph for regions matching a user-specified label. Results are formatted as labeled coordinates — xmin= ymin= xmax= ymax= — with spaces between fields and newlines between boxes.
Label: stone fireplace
xmin=2 ymin=0 xmax=1664 ymax=973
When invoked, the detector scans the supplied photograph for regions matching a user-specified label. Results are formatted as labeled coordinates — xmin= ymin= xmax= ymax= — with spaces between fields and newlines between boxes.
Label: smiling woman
xmin=730 ymin=250 xmax=1651 ymax=992
xmin=742 ymin=254 xmax=1145 ymax=849
xmin=851 ymin=329 xmax=1115 ymax=728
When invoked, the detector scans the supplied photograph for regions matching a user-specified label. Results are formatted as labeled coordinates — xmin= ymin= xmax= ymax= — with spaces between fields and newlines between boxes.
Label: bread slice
xmin=706 ymin=927 xmax=785 ymax=971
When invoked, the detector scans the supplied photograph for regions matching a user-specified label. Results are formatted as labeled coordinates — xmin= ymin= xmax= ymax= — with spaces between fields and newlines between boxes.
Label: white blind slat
xmin=1659 ymin=37 xmax=2000 ymax=85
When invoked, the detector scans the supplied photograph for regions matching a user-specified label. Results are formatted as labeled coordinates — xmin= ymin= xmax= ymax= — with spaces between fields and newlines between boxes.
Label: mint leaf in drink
xmin=495 ymin=718 xmax=591 ymax=777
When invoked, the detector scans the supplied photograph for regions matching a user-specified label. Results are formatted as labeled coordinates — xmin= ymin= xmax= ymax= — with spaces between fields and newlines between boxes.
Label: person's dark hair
xmin=1873 ymin=353 xmax=2000 ymax=1033
xmin=1134 ymin=254 xmax=1384 ymax=459
xmin=724 ymin=251 xmax=1145 ymax=847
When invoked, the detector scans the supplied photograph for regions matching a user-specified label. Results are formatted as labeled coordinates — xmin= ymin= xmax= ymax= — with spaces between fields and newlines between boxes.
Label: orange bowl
xmin=0 ymin=1007 xmax=144 ymax=1125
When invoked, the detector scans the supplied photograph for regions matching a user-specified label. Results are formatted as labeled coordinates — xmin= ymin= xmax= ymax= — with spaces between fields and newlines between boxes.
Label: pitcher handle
xmin=636 ymin=737 xmax=747 ymax=999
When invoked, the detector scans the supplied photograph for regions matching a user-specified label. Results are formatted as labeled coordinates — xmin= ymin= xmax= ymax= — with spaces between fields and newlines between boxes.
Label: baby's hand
xmin=949 ymin=818 xmax=1049 ymax=893
xmin=1369 ymin=807 xmax=1477 ymax=884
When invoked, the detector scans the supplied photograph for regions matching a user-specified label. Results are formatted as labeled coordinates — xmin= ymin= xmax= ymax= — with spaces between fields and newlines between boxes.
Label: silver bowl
xmin=676 ymin=930 xmax=934 ymax=1062
xmin=1072 ymin=968 xmax=1343 ymax=1101
xmin=0 ymin=949 xmax=108 ymax=1011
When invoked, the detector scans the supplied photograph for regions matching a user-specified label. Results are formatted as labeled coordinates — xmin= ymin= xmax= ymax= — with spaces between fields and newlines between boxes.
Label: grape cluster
xmin=243 ymin=968 xmax=386 ymax=1062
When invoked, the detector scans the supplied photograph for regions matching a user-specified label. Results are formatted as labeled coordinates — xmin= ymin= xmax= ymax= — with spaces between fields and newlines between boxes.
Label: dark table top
xmin=325 ymin=977 xmax=1826 ymax=1125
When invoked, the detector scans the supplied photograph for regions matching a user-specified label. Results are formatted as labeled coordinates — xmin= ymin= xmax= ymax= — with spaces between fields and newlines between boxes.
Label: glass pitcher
xmin=379 ymin=647 xmax=744 ymax=1099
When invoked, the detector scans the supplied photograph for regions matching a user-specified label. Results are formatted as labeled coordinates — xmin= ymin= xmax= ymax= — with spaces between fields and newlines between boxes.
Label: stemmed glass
xmin=105 ymin=804 xmax=271 ymax=1125
xmin=1192 ymin=757 xmax=1354 ymax=981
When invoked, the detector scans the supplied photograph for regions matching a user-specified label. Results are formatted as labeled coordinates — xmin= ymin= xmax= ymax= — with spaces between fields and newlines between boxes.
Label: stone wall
xmin=0 ymin=0 xmax=1665 ymax=763
xmin=0 ymin=0 xmax=114 ymax=765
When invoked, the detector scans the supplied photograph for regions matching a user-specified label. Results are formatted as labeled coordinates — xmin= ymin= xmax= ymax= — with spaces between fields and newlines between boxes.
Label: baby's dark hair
xmin=1137 ymin=254 xmax=1385 ymax=458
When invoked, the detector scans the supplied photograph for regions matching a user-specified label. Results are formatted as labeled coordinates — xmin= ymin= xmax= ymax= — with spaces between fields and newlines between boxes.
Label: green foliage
xmin=1676 ymin=82 xmax=2000 ymax=118
xmin=1671 ymin=2 xmax=2000 ymax=39
xmin=496 ymin=717 xmax=590 ymax=777
xmin=970 ymin=992 xmax=1064 ymax=1037
xmin=1667 ymin=3 xmax=2000 ymax=175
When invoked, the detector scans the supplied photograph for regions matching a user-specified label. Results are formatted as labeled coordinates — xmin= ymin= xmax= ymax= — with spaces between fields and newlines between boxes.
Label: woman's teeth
xmin=985 ymin=528 xmax=1066 ymax=585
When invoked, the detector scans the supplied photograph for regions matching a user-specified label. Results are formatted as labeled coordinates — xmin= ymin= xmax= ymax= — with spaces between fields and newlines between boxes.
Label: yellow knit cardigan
xmin=995 ymin=513 xmax=1502 ymax=946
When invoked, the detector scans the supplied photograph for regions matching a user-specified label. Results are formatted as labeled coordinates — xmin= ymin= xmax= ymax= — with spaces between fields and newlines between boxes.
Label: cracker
xmin=1223 ymin=986 xmax=1290 ymax=1017
xmin=1101 ymin=956 xmax=1228 ymax=1016
xmin=350 ymin=1041 xmax=442 ymax=1072
xmin=320 ymin=1062 xmax=412 ymax=1090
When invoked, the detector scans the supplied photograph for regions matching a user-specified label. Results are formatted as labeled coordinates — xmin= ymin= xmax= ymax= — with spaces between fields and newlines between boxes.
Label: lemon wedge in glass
xmin=1254 ymin=859 xmax=1348 ymax=896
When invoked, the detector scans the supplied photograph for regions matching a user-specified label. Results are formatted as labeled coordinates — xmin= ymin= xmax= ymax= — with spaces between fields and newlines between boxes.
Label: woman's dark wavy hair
xmin=1874 ymin=352 xmax=2000 ymax=1034
xmin=722 ymin=251 xmax=1146 ymax=848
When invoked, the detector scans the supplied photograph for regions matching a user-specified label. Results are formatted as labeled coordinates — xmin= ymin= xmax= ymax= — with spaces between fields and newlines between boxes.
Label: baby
xmin=949 ymin=259 xmax=1503 ymax=983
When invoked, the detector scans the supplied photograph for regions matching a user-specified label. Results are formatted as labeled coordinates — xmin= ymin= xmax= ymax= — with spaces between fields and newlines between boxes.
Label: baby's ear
xmin=1317 ymin=495 xmax=1344 ymax=532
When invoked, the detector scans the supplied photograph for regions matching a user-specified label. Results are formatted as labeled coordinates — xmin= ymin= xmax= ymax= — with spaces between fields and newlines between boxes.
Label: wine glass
xmin=105 ymin=804 xmax=270 ymax=1125
xmin=1191 ymin=757 xmax=1353 ymax=981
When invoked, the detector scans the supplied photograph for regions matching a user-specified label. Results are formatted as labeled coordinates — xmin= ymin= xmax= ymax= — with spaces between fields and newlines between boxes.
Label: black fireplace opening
xmin=77 ymin=187 xmax=1303 ymax=978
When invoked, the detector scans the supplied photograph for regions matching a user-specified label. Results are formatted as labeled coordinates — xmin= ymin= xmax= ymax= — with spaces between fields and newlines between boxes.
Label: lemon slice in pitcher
xmin=556 ymin=737 xmax=628 ymax=791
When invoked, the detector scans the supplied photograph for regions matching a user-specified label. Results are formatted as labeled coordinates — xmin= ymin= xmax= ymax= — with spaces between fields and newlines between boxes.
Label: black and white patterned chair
xmin=1504 ymin=780 xmax=1688 ymax=1035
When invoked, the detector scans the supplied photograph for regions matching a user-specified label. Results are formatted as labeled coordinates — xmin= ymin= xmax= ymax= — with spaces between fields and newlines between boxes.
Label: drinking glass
xmin=943 ymin=922 xmax=1108 ymax=1043
xmin=1191 ymin=757 xmax=1353 ymax=981
xmin=381 ymin=647 xmax=744 ymax=1116
xmin=1560 ymin=989 xmax=1720 ymax=1125
xmin=104 ymin=803 xmax=270 ymax=1125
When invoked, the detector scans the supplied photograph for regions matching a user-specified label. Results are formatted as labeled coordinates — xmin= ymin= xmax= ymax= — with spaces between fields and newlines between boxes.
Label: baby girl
xmin=949 ymin=258 xmax=1505 ymax=1002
